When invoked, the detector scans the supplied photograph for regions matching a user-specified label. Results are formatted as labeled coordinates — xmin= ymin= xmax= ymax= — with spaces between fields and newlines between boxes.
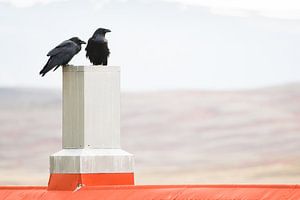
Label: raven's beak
xmin=80 ymin=40 xmax=86 ymax=44
xmin=106 ymin=29 xmax=111 ymax=33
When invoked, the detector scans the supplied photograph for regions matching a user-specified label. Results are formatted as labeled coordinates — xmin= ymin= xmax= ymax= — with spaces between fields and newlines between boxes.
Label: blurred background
xmin=0 ymin=0 xmax=300 ymax=185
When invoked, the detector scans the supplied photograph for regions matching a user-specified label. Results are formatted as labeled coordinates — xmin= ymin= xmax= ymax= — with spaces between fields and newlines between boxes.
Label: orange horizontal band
xmin=2 ymin=184 xmax=300 ymax=199
xmin=48 ymin=173 xmax=134 ymax=191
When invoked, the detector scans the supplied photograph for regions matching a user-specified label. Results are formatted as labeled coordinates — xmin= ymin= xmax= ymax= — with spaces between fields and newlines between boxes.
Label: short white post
xmin=48 ymin=66 xmax=134 ymax=190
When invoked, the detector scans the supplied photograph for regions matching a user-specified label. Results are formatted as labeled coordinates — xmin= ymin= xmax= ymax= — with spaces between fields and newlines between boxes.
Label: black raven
xmin=39 ymin=37 xmax=86 ymax=77
xmin=85 ymin=28 xmax=111 ymax=65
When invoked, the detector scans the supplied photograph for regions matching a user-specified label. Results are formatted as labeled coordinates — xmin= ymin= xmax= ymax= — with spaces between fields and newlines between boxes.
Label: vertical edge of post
xmin=62 ymin=67 xmax=85 ymax=148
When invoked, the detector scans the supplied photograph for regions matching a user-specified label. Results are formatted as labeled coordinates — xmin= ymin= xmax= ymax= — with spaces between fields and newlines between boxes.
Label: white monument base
xmin=48 ymin=66 xmax=134 ymax=190
xmin=50 ymin=149 xmax=134 ymax=174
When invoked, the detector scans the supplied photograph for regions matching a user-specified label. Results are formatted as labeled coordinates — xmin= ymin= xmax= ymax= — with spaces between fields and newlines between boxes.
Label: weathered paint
xmin=0 ymin=185 xmax=300 ymax=200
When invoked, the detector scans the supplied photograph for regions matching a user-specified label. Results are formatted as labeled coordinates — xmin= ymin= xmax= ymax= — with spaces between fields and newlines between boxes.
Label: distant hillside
xmin=0 ymin=84 xmax=300 ymax=185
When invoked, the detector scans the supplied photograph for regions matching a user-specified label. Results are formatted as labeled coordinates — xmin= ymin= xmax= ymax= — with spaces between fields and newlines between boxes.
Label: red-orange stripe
xmin=48 ymin=173 xmax=134 ymax=190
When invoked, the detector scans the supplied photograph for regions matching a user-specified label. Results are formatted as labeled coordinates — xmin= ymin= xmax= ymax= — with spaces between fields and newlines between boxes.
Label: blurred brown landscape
xmin=0 ymin=84 xmax=300 ymax=185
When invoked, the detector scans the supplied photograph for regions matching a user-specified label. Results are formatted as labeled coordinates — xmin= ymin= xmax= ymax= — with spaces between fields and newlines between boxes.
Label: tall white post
xmin=48 ymin=66 xmax=134 ymax=190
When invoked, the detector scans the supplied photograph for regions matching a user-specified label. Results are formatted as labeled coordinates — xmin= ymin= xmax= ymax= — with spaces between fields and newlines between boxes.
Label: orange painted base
xmin=48 ymin=173 xmax=134 ymax=190
xmin=1 ymin=185 xmax=300 ymax=199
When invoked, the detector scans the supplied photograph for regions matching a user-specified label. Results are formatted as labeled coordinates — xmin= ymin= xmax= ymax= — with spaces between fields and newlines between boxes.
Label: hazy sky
xmin=0 ymin=0 xmax=300 ymax=91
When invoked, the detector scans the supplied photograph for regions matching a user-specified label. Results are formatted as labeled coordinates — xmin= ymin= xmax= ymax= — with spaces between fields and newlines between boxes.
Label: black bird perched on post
xmin=39 ymin=37 xmax=86 ymax=77
xmin=85 ymin=28 xmax=111 ymax=65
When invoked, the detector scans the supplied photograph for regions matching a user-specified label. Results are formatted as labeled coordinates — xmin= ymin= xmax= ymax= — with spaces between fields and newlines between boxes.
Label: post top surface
xmin=63 ymin=65 xmax=120 ymax=72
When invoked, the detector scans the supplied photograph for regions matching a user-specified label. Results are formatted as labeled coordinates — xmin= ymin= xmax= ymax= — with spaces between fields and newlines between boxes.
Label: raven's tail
xmin=39 ymin=70 xmax=46 ymax=77
xmin=40 ymin=58 xmax=53 ymax=77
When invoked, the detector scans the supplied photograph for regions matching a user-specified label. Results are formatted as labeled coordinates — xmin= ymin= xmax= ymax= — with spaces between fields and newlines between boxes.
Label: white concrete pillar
xmin=62 ymin=66 xmax=120 ymax=149
xmin=49 ymin=66 xmax=134 ymax=187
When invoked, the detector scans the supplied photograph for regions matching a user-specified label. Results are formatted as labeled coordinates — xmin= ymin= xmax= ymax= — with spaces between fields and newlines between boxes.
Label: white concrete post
xmin=49 ymin=66 xmax=134 ymax=175
xmin=62 ymin=66 xmax=120 ymax=149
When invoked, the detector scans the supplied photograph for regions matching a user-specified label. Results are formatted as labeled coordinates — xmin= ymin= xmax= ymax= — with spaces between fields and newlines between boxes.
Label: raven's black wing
xmin=40 ymin=40 xmax=80 ymax=76
xmin=47 ymin=40 xmax=76 ymax=56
